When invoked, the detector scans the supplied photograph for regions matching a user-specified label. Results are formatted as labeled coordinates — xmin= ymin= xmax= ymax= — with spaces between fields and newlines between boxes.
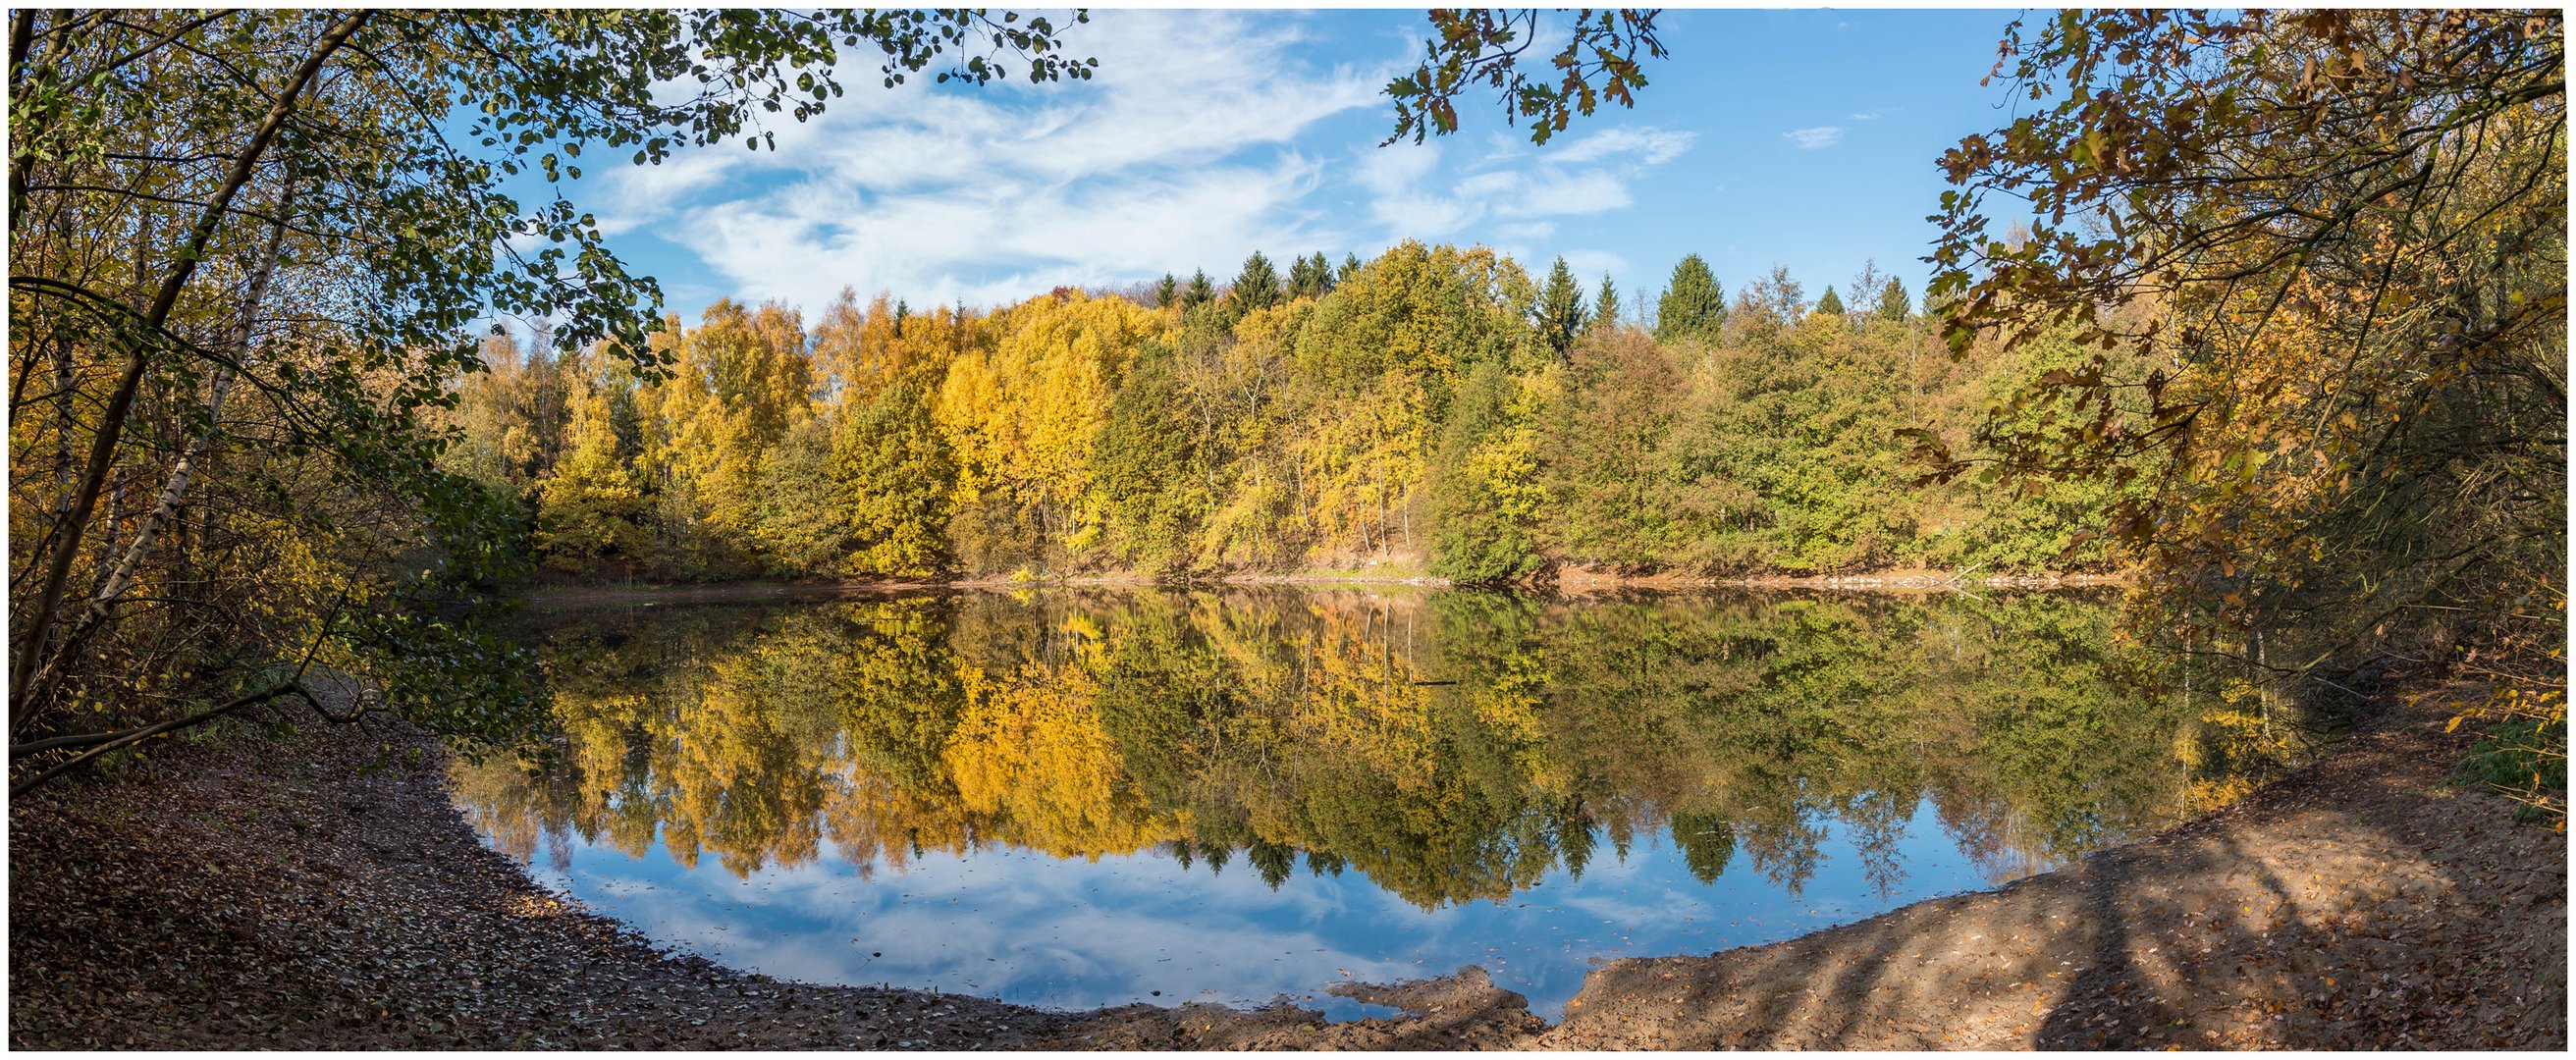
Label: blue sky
xmin=556 ymin=8 xmax=2032 ymax=323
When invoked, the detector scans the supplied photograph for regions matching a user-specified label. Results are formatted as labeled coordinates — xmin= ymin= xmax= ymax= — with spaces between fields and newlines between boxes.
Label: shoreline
xmin=519 ymin=565 xmax=2131 ymax=607
xmin=9 ymin=675 xmax=2558 ymax=1049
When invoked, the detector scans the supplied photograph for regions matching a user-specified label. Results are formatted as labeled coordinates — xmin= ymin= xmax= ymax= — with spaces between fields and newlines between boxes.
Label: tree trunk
xmin=23 ymin=186 xmax=292 ymax=714
xmin=10 ymin=11 xmax=367 ymax=720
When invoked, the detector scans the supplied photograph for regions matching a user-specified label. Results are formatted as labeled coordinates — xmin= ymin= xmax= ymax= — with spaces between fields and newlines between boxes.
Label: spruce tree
xmin=1654 ymin=254 xmax=1725 ymax=344
xmin=1154 ymin=272 xmax=1178 ymax=308
xmin=1533 ymin=255 xmax=1589 ymax=359
xmin=1224 ymin=250 xmax=1282 ymax=324
xmin=1878 ymin=276 xmax=1911 ymax=322
xmin=1338 ymin=252 xmax=1364 ymax=285
xmin=1589 ymin=273 xmax=1622 ymax=335
xmin=1287 ymin=252 xmax=1329 ymax=299
xmin=1814 ymin=285 xmax=1846 ymax=317
xmin=1181 ymin=269 xmax=1215 ymax=309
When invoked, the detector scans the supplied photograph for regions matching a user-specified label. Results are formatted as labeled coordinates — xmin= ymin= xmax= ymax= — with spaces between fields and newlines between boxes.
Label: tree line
xmin=444 ymin=245 xmax=2129 ymax=585
xmin=12 ymin=9 xmax=2558 ymax=818
xmin=7 ymin=7 xmax=1659 ymax=792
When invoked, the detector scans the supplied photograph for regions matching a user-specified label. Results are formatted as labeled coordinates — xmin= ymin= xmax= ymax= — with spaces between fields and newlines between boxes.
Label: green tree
xmin=1654 ymin=254 xmax=1725 ymax=344
xmin=1223 ymin=250 xmax=1283 ymax=326
xmin=753 ymin=416 xmax=848 ymax=573
xmin=1877 ymin=276 xmax=1911 ymax=323
xmin=1532 ymin=255 xmax=1589 ymax=361
xmin=1427 ymin=359 xmax=1547 ymax=584
xmin=1287 ymin=252 xmax=1333 ymax=300
xmin=1813 ymin=286 xmax=1845 ymax=318
xmin=831 ymin=381 xmax=956 ymax=577
xmin=1544 ymin=330 xmax=1682 ymax=567
xmin=1092 ymin=343 xmax=1214 ymax=574
xmin=1589 ymin=274 xmax=1623 ymax=335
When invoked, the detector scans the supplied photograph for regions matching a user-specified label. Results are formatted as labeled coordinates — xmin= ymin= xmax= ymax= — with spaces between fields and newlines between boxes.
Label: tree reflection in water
xmin=453 ymin=588 xmax=2236 ymax=911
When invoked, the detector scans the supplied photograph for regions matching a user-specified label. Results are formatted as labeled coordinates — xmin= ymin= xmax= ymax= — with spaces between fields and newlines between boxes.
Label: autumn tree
xmin=533 ymin=349 xmax=649 ymax=571
xmin=938 ymin=292 xmax=1168 ymax=571
xmin=1385 ymin=9 xmax=1667 ymax=146
xmin=1922 ymin=9 xmax=2565 ymax=810
xmin=7 ymin=10 xmax=1099 ymax=789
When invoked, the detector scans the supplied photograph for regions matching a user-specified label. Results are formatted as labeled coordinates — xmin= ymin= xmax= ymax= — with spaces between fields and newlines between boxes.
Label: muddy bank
xmin=10 ymin=681 xmax=2560 ymax=1050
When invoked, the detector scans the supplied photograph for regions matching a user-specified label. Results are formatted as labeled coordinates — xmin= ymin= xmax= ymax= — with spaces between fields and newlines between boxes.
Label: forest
xmin=6 ymin=8 xmax=2566 ymax=1052
xmin=440 ymin=248 xmax=2126 ymax=585
xmin=6 ymin=9 xmax=2563 ymax=818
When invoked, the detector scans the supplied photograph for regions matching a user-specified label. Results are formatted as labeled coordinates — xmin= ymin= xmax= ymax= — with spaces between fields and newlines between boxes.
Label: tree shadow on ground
xmin=1501 ymin=696 xmax=2567 ymax=1051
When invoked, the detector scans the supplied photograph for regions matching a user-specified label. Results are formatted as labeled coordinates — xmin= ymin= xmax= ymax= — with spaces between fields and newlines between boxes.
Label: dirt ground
xmin=9 ymin=683 xmax=2564 ymax=1050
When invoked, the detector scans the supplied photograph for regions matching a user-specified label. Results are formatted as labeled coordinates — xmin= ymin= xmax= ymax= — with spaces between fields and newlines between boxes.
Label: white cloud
xmin=1846 ymin=110 xmax=1884 ymax=122
xmin=1783 ymin=126 xmax=1845 ymax=149
xmin=1559 ymin=249 xmax=1628 ymax=283
xmin=1548 ymin=127 xmax=1696 ymax=166
xmin=1353 ymin=124 xmax=1692 ymax=250
xmin=629 ymin=10 xmax=1392 ymax=311
xmin=596 ymin=12 xmax=1695 ymax=313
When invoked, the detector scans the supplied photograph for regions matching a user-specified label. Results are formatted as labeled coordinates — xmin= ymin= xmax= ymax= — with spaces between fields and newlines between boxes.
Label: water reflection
xmin=454 ymin=589 xmax=2219 ymax=1018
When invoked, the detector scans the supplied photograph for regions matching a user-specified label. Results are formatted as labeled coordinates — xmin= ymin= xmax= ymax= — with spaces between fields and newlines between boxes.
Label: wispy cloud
xmin=612 ymin=10 xmax=1393 ymax=311
xmin=589 ymin=11 xmax=1692 ymax=313
xmin=1782 ymin=126 xmax=1844 ymax=150
xmin=1846 ymin=110 xmax=1884 ymax=122
xmin=1354 ymin=124 xmax=1694 ymax=247
xmin=1547 ymin=127 xmax=1696 ymax=166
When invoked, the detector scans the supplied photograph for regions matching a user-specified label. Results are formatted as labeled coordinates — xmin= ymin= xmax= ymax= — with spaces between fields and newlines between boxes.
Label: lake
xmin=451 ymin=587 xmax=2232 ymax=1021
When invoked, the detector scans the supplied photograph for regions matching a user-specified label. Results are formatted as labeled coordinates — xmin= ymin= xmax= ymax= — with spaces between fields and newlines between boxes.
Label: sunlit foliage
xmin=1922 ymin=9 xmax=2565 ymax=813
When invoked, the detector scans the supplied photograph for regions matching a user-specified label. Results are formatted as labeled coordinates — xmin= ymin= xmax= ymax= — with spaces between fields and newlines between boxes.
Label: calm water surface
xmin=453 ymin=588 xmax=2223 ymax=1020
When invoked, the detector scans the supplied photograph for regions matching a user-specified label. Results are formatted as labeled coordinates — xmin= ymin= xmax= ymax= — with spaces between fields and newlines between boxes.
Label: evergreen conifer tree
xmin=1590 ymin=274 xmax=1622 ymax=335
xmin=1533 ymin=255 xmax=1589 ymax=359
xmin=1287 ymin=252 xmax=1329 ymax=299
xmin=1223 ymin=251 xmax=1281 ymax=324
xmin=1878 ymin=276 xmax=1911 ymax=322
xmin=1338 ymin=252 xmax=1364 ymax=284
xmin=1181 ymin=269 xmax=1215 ymax=309
xmin=1814 ymin=285 xmax=1846 ymax=317
xmin=1154 ymin=272 xmax=1178 ymax=308
xmin=1654 ymin=254 xmax=1725 ymax=344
